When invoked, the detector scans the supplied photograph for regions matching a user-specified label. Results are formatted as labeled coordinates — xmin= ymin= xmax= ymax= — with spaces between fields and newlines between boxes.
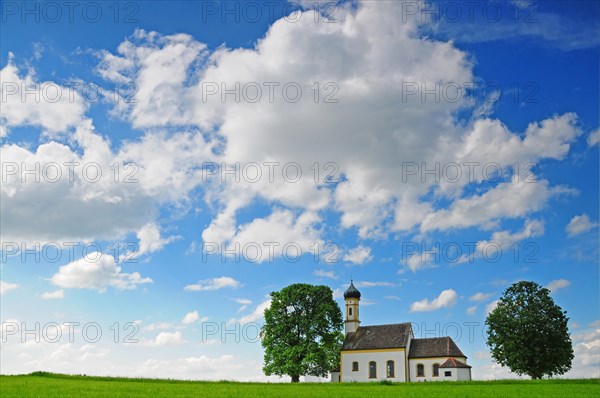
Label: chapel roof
xmin=342 ymin=323 xmax=413 ymax=351
xmin=408 ymin=336 xmax=466 ymax=358
xmin=438 ymin=357 xmax=472 ymax=368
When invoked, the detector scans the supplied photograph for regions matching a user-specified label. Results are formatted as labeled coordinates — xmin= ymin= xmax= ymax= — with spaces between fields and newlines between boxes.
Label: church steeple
xmin=344 ymin=280 xmax=361 ymax=334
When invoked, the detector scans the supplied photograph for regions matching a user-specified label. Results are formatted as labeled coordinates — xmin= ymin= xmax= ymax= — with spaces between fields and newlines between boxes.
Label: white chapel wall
xmin=341 ymin=350 xmax=407 ymax=382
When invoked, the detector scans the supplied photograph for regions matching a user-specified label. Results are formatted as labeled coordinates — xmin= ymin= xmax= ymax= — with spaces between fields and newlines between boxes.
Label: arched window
xmin=432 ymin=363 xmax=440 ymax=377
xmin=416 ymin=363 xmax=425 ymax=377
xmin=386 ymin=360 xmax=395 ymax=378
xmin=369 ymin=361 xmax=377 ymax=379
xmin=349 ymin=307 xmax=353 ymax=316
xmin=352 ymin=361 xmax=359 ymax=372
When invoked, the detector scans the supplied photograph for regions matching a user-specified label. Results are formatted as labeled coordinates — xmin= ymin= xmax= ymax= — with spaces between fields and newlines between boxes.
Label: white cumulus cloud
xmin=587 ymin=127 xmax=600 ymax=147
xmin=313 ymin=269 xmax=337 ymax=280
xmin=469 ymin=292 xmax=493 ymax=302
xmin=181 ymin=311 xmax=200 ymax=325
xmin=232 ymin=299 xmax=271 ymax=324
xmin=566 ymin=214 xmax=598 ymax=237
xmin=184 ymin=276 xmax=240 ymax=291
xmin=410 ymin=289 xmax=458 ymax=312
xmin=50 ymin=253 xmax=152 ymax=292
xmin=41 ymin=290 xmax=64 ymax=299
xmin=546 ymin=279 xmax=571 ymax=293
xmin=0 ymin=54 xmax=87 ymax=136
xmin=135 ymin=223 xmax=179 ymax=257
xmin=0 ymin=281 xmax=19 ymax=295
xmin=343 ymin=246 xmax=372 ymax=265
xmin=145 ymin=331 xmax=185 ymax=347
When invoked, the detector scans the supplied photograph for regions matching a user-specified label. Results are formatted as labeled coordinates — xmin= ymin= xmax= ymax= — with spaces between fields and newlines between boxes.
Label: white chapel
xmin=331 ymin=281 xmax=472 ymax=382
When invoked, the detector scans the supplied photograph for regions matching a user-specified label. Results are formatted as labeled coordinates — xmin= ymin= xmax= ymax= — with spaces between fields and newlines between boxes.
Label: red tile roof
xmin=438 ymin=357 xmax=472 ymax=368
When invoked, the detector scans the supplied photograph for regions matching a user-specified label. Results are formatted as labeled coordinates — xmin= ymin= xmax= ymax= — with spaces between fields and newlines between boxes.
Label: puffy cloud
xmin=50 ymin=253 xmax=152 ymax=292
xmin=98 ymin=3 xmax=473 ymax=241
xmin=332 ymin=288 xmax=343 ymax=299
xmin=469 ymin=292 xmax=493 ymax=302
xmin=588 ymin=127 xmax=600 ymax=147
xmin=202 ymin=209 xmax=323 ymax=263
xmin=1 ymin=122 xmax=135 ymax=244
xmin=473 ymin=219 xmax=545 ymax=261
xmin=566 ymin=214 xmax=598 ymax=237
xmin=0 ymin=280 xmax=18 ymax=295
xmin=485 ymin=300 xmax=499 ymax=315
xmin=0 ymin=55 xmax=87 ymax=136
xmin=399 ymin=219 xmax=542 ymax=271
xmin=135 ymin=223 xmax=179 ymax=257
xmin=231 ymin=299 xmax=271 ymax=324
xmin=402 ymin=249 xmax=439 ymax=273
xmin=144 ymin=331 xmax=185 ymax=347
xmin=96 ymin=30 xmax=207 ymax=128
xmin=426 ymin=114 xmax=580 ymax=201
xmin=422 ymin=180 xmax=569 ymax=232
xmin=5 ymin=1 xmax=583 ymax=252
xmin=2 ymin=47 xmax=215 ymax=247
xmin=410 ymin=289 xmax=458 ymax=312
xmin=546 ymin=279 xmax=571 ymax=293
xmin=343 ymin=246 xmax=372 ymax=265
xmin=466 ymin=305 xmax=478 ymax=315
xmin=335 ymin=182 xmax=395 ymax=239
xmin=181 ymin=311 xmax=200 ymax=325
xmin=565 ymin=325 xmax=600 ymax=378
xmin=313 ymin=269 xmax=337 ymax=280
xmin=1 ymin=121 xmax=214 ymax=245
xmin=184 ymin=276 xmax=240 ymax=291
xmin=457 ymin=114 xmax=580 ymax=167
xmin=41 ymin=289 xmax=64 ymax=299
xmin=480 ymin=219 xmax=544 ymax=247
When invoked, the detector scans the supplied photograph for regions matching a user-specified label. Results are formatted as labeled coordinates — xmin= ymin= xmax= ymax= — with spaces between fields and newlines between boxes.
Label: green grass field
xmin=1 ymin=372 xmax=598 ymax=398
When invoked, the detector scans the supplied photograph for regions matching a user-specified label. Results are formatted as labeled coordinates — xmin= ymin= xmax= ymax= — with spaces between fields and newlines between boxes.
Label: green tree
xmin=486 ymin=281 xmax=574 ymax=379
xmin=261 ymin=283 xmax=343 ymax=383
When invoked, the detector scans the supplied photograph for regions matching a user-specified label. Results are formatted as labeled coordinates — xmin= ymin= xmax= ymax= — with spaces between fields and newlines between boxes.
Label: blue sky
xmin=1 ymin=0 xmax=599 ymax=380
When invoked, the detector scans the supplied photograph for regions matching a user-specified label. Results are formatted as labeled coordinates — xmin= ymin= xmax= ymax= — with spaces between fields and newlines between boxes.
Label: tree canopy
xmin=486 ymin=281 xmax=574 ymax=379
xmin=261 ymin=283 xmax=343 ymax=382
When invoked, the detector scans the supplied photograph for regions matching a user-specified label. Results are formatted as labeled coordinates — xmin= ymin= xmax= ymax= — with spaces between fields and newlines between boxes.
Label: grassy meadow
xmin=1 ymin=372 xmax=598 ymax=397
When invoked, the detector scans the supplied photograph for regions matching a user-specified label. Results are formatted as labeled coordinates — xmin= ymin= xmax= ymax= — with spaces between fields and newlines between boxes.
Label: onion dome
xmin=343 ymin=280 xmax=361 ymax=299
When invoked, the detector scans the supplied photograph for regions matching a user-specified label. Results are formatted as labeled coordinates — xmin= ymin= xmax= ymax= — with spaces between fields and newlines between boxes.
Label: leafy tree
xmin=261 ymin=283 xmax=343 ymax=383
xmin=486 ymin=281 xmax=574 ymax=379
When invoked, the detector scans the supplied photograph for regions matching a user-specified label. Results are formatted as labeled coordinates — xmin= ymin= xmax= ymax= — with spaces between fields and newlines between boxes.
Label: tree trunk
xmin=291 ymin=375 xmax=300 ymax=383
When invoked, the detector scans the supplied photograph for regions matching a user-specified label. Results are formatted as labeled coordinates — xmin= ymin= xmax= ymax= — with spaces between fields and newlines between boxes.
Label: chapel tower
xmin=344 ymin=280 xmax=361 ymax=334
